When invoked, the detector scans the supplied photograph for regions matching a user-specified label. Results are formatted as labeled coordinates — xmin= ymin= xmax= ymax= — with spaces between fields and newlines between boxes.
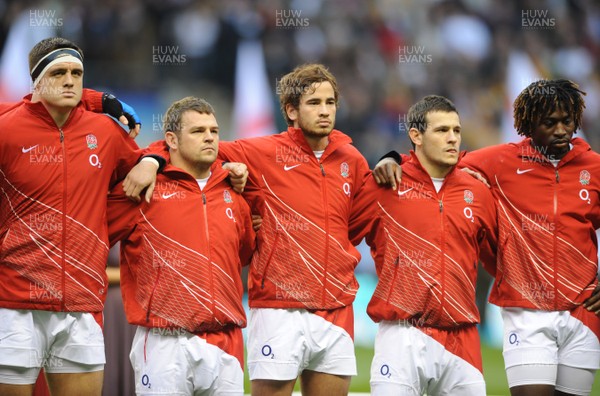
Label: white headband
xmin=30 ymin=48 xmax=83 ymax=89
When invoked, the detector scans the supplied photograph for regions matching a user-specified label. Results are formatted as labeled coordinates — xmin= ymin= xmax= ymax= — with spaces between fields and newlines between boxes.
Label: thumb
xmin=145 ymin=181 xmax=156 ymax=204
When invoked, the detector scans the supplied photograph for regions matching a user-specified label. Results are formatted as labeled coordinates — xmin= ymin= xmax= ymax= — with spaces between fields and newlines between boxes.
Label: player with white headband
xmin=0 ymin=37 xmax=166 ymax=396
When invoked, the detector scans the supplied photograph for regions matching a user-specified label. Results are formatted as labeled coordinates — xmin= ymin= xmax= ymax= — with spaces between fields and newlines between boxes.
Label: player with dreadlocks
xmin=373 ymin=79 xmax=600 ymax=395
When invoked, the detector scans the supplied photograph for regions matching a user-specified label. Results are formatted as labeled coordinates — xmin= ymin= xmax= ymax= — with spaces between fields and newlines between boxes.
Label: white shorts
xmin=0 ymin=308 xmax=105 ymax=385
xmin=130 ymin=326 xmax=244 ymax=396
xmin=247 ymin=308 xmax=356 ymax=381
xmin=370 ymin=321 xmax=486 ymax=396
xmin=501 ymin=307 xmax=600 ymax=391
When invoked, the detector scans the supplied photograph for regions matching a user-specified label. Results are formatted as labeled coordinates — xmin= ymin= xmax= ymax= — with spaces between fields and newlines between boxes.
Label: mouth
xmin=201 ymin=147 xmax=216 ymax=152
xmin=551 ymin=139 xmax=569 ymax=148
xmin=317 ymin=120 xmax=331 ymax=127
xmin=446 ymin=148 xmax=458 ymax=154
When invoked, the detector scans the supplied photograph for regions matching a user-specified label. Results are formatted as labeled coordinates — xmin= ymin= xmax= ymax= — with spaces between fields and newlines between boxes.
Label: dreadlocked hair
xmin=513 ymin=79 xmax=586 ymax=137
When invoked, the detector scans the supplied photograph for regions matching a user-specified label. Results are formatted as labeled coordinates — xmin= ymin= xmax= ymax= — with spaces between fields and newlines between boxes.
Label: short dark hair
xmin=407 ymin=95 xmax=458 ymax=149
xmin=513 ymin=79 xmax=586 ymax=137
xmin=164 ymin=96 xmax=215 ymax=137
xmin=29 ymin=37 xmax=83 ymax=77
xmin=278 ymin=63 xmax=339 ymax=126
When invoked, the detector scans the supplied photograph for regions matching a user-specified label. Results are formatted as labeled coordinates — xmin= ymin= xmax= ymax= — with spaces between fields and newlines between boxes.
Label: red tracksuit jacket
xmin=350 ymin=153 xmax=497 ymax=328
xmin=0 ymin=96 xmax=144 ymax=314
xmin=107 ymin=162 xmax=255 ymax=334
xmin=461 ymin=138 xmax=600 ymax=311
xmin=217 ymin=127 xmax=370 ymax=314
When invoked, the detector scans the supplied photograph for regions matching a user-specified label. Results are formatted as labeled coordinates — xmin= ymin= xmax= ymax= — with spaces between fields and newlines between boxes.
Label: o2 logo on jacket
xmin=89 ymin=154 xmax=102 ymax=168
xmin=226 ymin=207 xmax=236 ymax=223
xmin=342 ymin=182 xmax=351 ymax=197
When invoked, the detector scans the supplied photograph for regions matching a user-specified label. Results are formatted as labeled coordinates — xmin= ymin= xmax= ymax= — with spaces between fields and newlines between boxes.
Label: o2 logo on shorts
xmin=261 ymin=344 xmax=275 ymax=359
xmin=141 ymin=373 xmax=151 ymax=389
xmin=508 ymin=332 xmax=520 ymax=346
xmin=380 ymin=364 xmax=391 ymax=378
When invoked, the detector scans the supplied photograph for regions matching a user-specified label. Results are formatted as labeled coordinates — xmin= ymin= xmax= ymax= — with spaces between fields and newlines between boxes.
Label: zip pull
xmin=439 ymin=200 xmax=443 ymax=213
xmin=555 ymin=169 xmax=560 ymax=183
xmin=320 ymin=163 xmax=326 ymax=176
xmin=202 ymin=193 xmax=206 ymax=204
xmin=59 ymin=128 xmax=64 ymax=143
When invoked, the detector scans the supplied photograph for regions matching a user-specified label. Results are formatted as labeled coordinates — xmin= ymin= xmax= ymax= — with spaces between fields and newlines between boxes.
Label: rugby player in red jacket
xmin=0 ymin=37 xmax=163 ymax=396
xmin=107 ymin=97 xmax=255 ymax=395
xmin=350 ymin=95 xmax=497 ymax=395
xmin=375 ymin=80 xmax=600 ymax=396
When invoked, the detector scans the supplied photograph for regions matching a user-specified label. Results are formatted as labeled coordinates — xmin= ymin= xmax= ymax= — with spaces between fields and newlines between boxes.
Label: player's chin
xmin=198 ymin=153 xmax=217 ymax=164
xmin=310 ymin=126 xmax=333 ymax=136
xmin=444 ymin=157 xmax=459 ymax=166
xmin=53 ymin=98 xmax=80 ymax=109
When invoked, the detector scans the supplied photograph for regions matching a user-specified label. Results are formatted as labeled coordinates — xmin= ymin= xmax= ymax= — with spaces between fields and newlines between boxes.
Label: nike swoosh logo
xmin=22 ymin=145 xmax=39 ymax=153
xmin=284 ymin=164 xmax=301 ymax=171
xmin=516 ymin=168 xmax=533 ymax=174
xmin=398 ymin=188 xmax=414 ymax=196
xmin=161 ymin=192 xmax=178 ymax=199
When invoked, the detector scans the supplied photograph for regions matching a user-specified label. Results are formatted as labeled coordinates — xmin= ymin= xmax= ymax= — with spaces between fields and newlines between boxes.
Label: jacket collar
xmin=516 ymin=137 xmax=590 ymax=166
xmin=286 ymin=126 xmax=352 ymax=160
xmin=21 ymin=94 xmax=83 ymax=129
xmin=162 ymin=160 xmax=229 ymax=191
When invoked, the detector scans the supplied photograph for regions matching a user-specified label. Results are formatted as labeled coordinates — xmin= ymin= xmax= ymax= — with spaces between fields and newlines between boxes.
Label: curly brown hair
xmin=278 ymin=64 xmax=339 ymax=126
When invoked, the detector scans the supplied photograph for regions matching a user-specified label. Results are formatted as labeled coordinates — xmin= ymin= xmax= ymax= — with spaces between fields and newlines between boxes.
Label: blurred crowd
xmin=1 ymin=0 xmax=599 ymax=164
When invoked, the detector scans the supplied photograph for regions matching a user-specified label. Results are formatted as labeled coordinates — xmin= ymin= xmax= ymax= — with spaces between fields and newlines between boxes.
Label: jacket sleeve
xmin=378 ymin=150 xmax=410 ymax=165
xmin=352 ymin=153 xmax=371 ymax=200
xmin=459 ymin=147 xmax=499 ymax=185
xmin=144 ymin=140 xmax=171 ymax=163
xmin=80 ymin=89 xmax=104 ymax=112
xmin=0 ymin=101 xmax=20 ymax=116
xmin=109 ymin=122 xmax=145 ymax=185
xmin=477 ymin=187 xmax=498 ymax=277
xmin=218 ymin=140 xmax=250 ymax=164
xmin=107 ymin=182 xmax=142 ymax=247
xmin=349 ymin=174 xmax=378 ymax=246
xmin=236 ymin=194 xmax=256 ymax=267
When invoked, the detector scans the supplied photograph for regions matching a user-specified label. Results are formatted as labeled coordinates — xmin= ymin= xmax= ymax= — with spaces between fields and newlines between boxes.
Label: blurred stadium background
xmin=1 ymin=0 xmax=600 ymax=394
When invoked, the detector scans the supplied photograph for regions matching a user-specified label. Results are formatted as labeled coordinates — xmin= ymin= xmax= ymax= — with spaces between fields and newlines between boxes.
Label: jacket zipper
xmin=553 ymin=167 xmax=559 ymax=309
xmin=59 ymin=128 xmax=67 ymax=310
xmin=320 ymin=163 xmax=330 ymax=306
xmin=201 ymin=192 xmax=216 ymax=320
xmin=439 ymin=197 xmax=446 ymax=316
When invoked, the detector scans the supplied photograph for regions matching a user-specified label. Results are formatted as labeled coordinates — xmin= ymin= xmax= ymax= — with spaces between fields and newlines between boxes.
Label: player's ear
xmin=165 ymin=131 xmax=178 ymax=150
xmin=408 ymin=128 xmax=422 ymax=148
xmin=286 ymin=103 xmax=298 ymax=124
